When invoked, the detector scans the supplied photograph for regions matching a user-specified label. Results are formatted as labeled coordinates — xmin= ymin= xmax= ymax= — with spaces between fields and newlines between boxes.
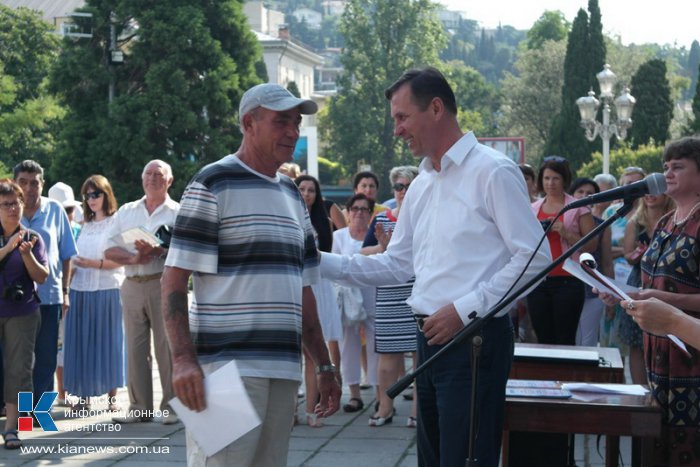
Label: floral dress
xmin=640 ymin=211 xmax=700 ymax=466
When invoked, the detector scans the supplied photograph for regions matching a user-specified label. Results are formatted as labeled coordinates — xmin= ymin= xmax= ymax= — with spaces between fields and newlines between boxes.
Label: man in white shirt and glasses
xmin=320 ymin=67 xmax=551 ymax=466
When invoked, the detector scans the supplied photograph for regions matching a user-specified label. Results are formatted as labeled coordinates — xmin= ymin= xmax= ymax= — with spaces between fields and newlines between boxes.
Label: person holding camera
xmin=0 ymin=179 xmax=48 ymax=449
xmin=527 ymin=156 xmax=597 ymax=345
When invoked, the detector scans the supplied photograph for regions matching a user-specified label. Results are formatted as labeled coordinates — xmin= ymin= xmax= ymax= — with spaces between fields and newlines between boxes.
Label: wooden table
xmin=503 ymin=392 xmax=661 ymax=467
xmin=505 ymin=344 xmax=658 ymax=466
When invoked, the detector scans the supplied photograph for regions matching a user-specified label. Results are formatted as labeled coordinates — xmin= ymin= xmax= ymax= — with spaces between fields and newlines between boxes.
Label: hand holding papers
xmin=109 ymin=226 xmax=161 ymax=254
xmin=169 ymin=360 xmax=260 ymax=457
xmin=563 ymin=255 xmax=691 ymax=358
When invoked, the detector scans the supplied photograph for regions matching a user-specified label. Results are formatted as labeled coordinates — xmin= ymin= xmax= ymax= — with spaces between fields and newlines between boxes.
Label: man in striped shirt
xmin=161 ymin=83 xmax=341 ymax=467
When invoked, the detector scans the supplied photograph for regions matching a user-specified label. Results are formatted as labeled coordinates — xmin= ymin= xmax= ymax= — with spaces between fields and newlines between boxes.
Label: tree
xmin=0 ymin=5 xmax=64 ymax=171
xmin=50 ymin=0 xmax=262 ymax=201
xmin=629 ymin=59 xmax=673 ymax=147
xmin=577 ymin=143 xmax=664 ymax=179
xmin=691 ymin=63 xmax=700 ymax=135
xmin=321 ymin=0 xmax=446 ymax=200
xmin=500 ymin=40 xmax=567 ymax=163
xmin=686 ymin=41 xmax=700 ymax=100
xmin=442 ymin=61 xmax=498 ymax=135
xmin=526 ymin=11 xmax=569 ymax=50
xmin=545 ymin=0 xmax=606 ymax=171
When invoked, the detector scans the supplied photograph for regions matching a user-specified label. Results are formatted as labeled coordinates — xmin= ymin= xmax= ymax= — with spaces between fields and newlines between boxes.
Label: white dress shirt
xmin=321 ymin=132 xmax=551 ymax=324
xmin=106 ymin=195 xmax=180 ymax=277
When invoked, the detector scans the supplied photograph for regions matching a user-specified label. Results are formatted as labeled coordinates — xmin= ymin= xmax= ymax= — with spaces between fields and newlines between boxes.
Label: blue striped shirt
xmin=166 ymin=154 xmax=320 ymax=381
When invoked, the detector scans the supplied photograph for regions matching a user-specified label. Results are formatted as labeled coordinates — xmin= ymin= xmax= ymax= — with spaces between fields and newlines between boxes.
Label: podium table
xmin=510 ymin=343 xmax=624 ymax=383
xmin=503 ymin=392 xmax=661 ymax=467
xmin=504 ymin=344 xmax=658 ymax=467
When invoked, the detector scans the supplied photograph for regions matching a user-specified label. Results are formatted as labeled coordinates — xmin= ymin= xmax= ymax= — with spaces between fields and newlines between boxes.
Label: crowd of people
xmin=0 ymin=70 xmax=699 ymax=467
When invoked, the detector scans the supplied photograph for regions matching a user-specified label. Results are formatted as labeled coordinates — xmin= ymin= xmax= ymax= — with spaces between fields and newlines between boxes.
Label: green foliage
xmin=691 ymin=63 xmax=700 ymax=135
xmin=317 ymin=156 xmax=346 ymax=185
xmin=50 ymin=0 xmax=261 ymax=201
xmin=286 ymin=81 xmax=301 ymax=98
xmin=545 ymin=1 xmax=606 ymax=171
xmin=686 ymin=41 xmax=700 ymax=100
xmin=577 ymin=143 xmax=664 ymax=179
xmin=526 ymin=11 xmax=569 ymax=50
xmin=629 ymin=59 xmax=673 ymax=147
xmin=322 ymin=0 xmax=447 ymax=200
xmin=442 ymin=61 xmax=498 ymax=135
xmin=500 ymin=40 xmax=567 ymax=161
xmin=0 ymin=5 xmax=64 ymax=171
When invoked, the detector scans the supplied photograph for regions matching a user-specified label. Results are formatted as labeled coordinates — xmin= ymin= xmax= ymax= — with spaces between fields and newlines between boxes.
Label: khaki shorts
xmin=0 ymin=310 xmax=41 ymax=402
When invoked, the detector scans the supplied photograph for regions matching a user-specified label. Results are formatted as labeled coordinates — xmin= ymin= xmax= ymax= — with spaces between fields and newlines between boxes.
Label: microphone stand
xmin=387 ymin=200 xmax=635 ymax=466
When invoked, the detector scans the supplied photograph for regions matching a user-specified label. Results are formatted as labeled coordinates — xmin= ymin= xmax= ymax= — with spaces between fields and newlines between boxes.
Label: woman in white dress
xmin=295 ymin=175 xmax=342 ymax=427
xmin=64 ymin=175 xmax=125 ymax=409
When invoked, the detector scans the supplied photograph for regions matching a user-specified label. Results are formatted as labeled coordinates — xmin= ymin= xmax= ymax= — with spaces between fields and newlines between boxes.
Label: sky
xmin=441 ymin=0 xmax=699 ymax=48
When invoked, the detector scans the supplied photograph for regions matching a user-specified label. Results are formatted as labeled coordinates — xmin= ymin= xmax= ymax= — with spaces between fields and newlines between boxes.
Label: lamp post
xmin=576 ymin=64 xmax=636 ymax=174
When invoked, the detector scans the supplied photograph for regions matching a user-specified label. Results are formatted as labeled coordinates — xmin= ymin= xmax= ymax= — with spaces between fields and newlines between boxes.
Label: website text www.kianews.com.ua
xmin=20 ymin=444 xmax=171 ymax=455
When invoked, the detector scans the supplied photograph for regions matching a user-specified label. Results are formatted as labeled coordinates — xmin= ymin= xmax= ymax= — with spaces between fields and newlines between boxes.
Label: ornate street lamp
xmin=576 ymin=64 xmax=636 ymax=174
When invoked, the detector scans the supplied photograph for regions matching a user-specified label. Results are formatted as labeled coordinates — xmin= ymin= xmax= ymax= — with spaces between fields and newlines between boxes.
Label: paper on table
xmin=109 ymin=226 xmax=161 ymax=254
xmin=563 ymin=258 xmax=691 ymax=357
xmin=561 ymin=383 xmax=649 ymax=396
xmin=169 ymin=360 xmax=260 ymax=457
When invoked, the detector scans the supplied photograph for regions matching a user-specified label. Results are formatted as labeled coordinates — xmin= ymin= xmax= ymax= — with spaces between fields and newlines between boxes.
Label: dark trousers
xmin=527 ymin=276 xmax=585 ymax=345
xmin=32 ymin=304 xmax=60 ymax=401
xmin=416 ymin=315 xmax=513 ymax=467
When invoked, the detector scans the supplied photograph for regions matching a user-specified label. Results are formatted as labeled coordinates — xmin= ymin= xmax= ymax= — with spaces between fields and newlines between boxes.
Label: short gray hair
xmin=593 ymin=173 xmax=617 ymax=189
xmin=389 ymin=166 xmax=419 ymax=184
xmin=142 ymin=159 xmax=173 ymax=180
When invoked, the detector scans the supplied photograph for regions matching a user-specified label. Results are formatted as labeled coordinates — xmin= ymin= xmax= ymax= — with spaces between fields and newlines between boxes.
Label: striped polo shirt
xmin=166 ymin=154 xmax=320 ymax=381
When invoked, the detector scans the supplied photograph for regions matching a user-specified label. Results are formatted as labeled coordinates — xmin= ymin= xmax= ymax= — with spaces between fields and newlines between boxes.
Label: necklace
xmin=673 ymin=200 xmax=700 ymax=226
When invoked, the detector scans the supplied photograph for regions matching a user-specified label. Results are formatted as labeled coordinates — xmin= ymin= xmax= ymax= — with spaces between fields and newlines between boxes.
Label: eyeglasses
xmin=393 ymin=183 xmax=410 ymax=192
xmin=349 ymin=206 xmax=370 ymax=213
xmin=543 ymin=156 xmax=567 ymax=163
xmin=0 ymin=201 xmax=22 ymax=211
xmin=83 ymin=191 xmax=104 ymax=200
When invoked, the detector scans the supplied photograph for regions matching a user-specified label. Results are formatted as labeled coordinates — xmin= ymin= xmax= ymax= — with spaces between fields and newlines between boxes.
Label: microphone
xmin=565 ymin=173 xmax=666 ymax=210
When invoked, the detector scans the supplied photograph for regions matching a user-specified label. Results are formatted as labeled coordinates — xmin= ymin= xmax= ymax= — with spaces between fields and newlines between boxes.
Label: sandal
xmin=369 ymin=408 xmax=395 ymax=427
xmin=342 ymin=397 xmax=364 ymax=413
xmin=2 ymin=430 xmax=22 ymax=450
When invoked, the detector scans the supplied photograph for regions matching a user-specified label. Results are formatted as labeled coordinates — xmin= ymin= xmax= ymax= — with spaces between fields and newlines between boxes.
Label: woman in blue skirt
xmin=64 ymin=175 xmax=125 ymax=409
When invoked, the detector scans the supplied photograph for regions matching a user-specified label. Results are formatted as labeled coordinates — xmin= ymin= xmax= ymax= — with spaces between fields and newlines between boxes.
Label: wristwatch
xmin=315 ymin=364 xmax=337 ymax=375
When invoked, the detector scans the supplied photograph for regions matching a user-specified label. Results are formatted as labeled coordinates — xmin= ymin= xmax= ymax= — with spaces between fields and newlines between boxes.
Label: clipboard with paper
xmin=563 ymin=254 xmax=690 ymax=357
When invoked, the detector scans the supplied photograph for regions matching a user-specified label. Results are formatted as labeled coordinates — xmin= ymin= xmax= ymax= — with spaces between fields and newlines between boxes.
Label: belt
xmin=414 ymin=313 xmax=429 ymax=331
xmin=126 ymin=272 xmax=162 ymax=283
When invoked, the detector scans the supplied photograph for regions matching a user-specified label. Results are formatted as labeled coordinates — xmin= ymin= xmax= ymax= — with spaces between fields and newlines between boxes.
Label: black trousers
xmin=526 ymin=276 xmax=585 ymax=345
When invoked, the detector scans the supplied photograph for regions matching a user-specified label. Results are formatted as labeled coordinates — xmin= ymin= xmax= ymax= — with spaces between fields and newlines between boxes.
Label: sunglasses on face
xmin=83 ymin=191 xmax=104 ymax=200
xmin=393 ymin=183 xmax=410 ymax=192
xmin=349 ymin=206 xmax=370 ymax=213
xmin=543 ymin=156 xmax=567 ymax=163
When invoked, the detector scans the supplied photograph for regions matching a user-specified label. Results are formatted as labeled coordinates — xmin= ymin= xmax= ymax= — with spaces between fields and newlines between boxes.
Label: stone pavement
xmin=0 ymin=365 xmax=631 ymax=466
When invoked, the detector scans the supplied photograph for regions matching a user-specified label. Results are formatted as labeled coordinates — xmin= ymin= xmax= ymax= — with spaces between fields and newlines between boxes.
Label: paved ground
xmin=0 ymin=360 xmax=632 ymax=466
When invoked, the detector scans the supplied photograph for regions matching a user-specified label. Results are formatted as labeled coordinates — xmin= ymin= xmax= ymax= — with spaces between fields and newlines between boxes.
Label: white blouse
xmin=70 ymin=216 xmax=125 ymax=292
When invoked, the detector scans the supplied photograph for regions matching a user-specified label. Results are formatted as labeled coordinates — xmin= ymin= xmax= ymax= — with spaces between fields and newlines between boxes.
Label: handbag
xmin=334 ymin=284 xmax=367 ymax=325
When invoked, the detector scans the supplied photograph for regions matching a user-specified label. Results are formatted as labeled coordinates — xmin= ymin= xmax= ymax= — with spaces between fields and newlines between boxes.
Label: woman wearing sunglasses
xmin=361 ymin=166 xmax=418 ymax=428
xmin=527 ymin=156 xmax=597 ymax=345
xmin=63 ymin=175 xmax=125 ymax=411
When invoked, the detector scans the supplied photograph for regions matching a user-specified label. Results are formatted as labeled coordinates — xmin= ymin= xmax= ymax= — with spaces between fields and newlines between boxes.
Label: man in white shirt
xmin=321 ymin=68 xmax=551 ymax=466
xmin=105 ymin=160 xmax=180 ymax=425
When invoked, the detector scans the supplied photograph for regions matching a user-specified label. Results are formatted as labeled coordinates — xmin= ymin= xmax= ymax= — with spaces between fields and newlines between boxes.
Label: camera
xmin=3 ymin=282 xmax=24 ymax=303
xmin=540 ymin=219 xmax=553 ymax=231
